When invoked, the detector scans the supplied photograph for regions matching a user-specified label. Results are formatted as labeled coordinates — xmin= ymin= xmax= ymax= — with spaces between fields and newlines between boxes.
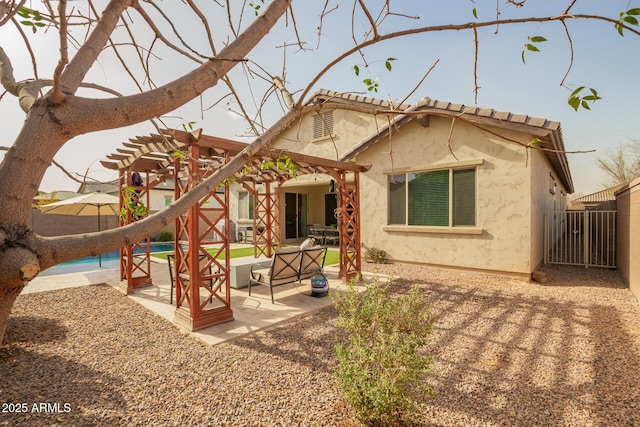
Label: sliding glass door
xmin=285 ymin=192 xmax=308 ymax=239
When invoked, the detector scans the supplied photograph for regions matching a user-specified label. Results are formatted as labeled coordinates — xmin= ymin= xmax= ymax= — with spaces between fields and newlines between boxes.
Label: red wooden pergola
xmin=102 ymin=128 xmax=369 ymax=331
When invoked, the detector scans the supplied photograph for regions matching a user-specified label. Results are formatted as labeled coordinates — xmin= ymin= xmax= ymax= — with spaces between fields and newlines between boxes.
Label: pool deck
xmin=25 ymin=244 xmax=380 ymax=346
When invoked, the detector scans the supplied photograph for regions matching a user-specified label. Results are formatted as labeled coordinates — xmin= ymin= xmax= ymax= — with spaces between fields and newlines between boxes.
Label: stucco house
xmin=234 ymin=89 xmax=574 ymax=279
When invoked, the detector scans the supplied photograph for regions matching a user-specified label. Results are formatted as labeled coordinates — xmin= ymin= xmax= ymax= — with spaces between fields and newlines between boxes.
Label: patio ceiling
xmin=101 ymin=128 xmax=370 ymax=181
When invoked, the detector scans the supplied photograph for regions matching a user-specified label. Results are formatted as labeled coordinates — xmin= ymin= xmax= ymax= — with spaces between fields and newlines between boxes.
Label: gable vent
xmin=313 ymin=111 xmax=334 ymax=139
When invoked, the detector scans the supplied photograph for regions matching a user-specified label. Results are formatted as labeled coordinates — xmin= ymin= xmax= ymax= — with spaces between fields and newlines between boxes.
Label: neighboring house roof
xmin=78 ymin=180 xmax=119 ymax=194
xmin=79 ymin=177 xmax=176 ymax=193
xmin=153 ymin=178 xmax=176 ymax=191
xmin=303 ymin=89 xmax=574 ymax=193
xmin=34 ymin=191 xmax=81 ymax=201
xmin=573 ymin=184 xmax=624 ymax=205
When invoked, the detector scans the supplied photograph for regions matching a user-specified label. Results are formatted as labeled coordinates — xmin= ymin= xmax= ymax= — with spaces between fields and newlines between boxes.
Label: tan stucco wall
xmin=274 ymin=109 xmax=383 ymax=158
xmin=616 ymin=178 xmax=640 ymax=301
xmin=529 ymin=148 xmax=568 ymax=271
xmin=353 ymin=116 xmax=537 ymax=275
xmin=256 ymin=108 xmax=568 ymax=276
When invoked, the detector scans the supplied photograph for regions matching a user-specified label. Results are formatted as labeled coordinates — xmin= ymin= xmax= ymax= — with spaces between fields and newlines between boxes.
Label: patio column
xmin=330 ymin=170 xmax=362 ymax=281
xmin=173 ymin=143 xmax=233 ymax=331
xmin=118 ymin=169 xmax=153 ymax=294
xmin=243 ymin=181 xmax=281 ymax=258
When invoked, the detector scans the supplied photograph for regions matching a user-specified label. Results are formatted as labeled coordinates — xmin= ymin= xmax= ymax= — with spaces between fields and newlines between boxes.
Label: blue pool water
xmin=40 ymin=242 xmax=175 ymax=276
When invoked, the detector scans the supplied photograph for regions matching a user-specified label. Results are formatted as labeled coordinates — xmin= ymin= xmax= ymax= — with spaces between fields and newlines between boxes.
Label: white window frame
xmin=238 ymin=191 xmax=254 ymax=220
xmin=384 ymin=160 xmax=482 ymax=234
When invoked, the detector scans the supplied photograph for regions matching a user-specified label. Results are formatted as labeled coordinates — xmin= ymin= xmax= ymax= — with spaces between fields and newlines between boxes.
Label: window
xmin=313 ymin=111 xmax=334 ymax=139
xmin=238 ymin=192 xmax=254 ymax=220
xmin=388 ymin=168 xmax=476 ymax=227
xmin=164 ymin=195 xmax=173 ymax=207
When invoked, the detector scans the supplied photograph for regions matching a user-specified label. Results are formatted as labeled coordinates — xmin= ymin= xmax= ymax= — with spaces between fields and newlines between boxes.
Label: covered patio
xmin=101 ymin=128 xmax=370 ymax=331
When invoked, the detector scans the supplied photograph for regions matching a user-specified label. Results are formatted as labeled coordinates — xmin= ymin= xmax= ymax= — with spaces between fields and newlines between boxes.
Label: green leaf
xmin=472 ymin=8 xmax=478 ymax=19
xmin=530 ymin=36 xmax=547 ymax=43
xmin=569 ymin=86 xmax=585 ymax=97
xmin=567 ymin=86 xmax=601 ymax=111
xmin=385 ymin=58 xmax=396 ymax=72
xmin=568 ymin=96 xmax=581 ymax=111
xmin=353 ymin=65 xmax=360 ymax=76
xmin=627 ymin=8 xmax=640 ymax=15
xmin=521 ymin=50 xmax=526 ymax=64
xmin=623 ymin=15 xmax=639 ymax=26
xmin=615 ymin=22 xmax=624 ymax=36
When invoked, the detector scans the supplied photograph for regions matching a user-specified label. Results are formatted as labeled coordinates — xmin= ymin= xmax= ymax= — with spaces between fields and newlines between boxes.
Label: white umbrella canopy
xmin=39 ymin=192 xmax=121 ymax=267
xmin=39 ymin=192 xmax=120 ymax=216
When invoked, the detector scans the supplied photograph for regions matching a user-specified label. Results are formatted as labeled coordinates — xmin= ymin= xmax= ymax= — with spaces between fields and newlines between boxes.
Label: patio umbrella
xmin=39 ymin=192 xmax=121 ymax=267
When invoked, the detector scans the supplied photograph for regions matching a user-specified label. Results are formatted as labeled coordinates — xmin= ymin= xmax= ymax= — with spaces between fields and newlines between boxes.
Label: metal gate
xmin=544 ymin=210 xmax=616 ymax=268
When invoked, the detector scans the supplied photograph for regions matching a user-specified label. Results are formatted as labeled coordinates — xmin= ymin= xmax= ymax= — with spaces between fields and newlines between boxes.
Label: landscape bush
xmin=332 ymin=276 xmax=435 ymax=426
xmin=363 ymin=245 xmax=388 ymax=264
xmin=154 ymin=230 xmax=174 ymax=242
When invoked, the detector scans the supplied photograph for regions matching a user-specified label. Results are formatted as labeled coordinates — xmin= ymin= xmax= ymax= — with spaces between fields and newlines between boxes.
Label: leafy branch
xmin=567 ymin=86 xmax=601 ymax=111
xmin=17 ymin=7 xmax=46 ymax=34
xmin=615 ymin=8 xmax=640 ymax=36
xmin=120 ymin=186 xmax=149 ymax=222
xmin=249 ymin=1 xmax=265 ymax=16
xmin=353 ymin=57 xmax=396 ymax=93
xmin=521 ymin=35 xmax=547 ymax=64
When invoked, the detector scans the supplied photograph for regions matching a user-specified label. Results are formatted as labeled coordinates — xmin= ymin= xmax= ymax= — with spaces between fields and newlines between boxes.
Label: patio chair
xmin=249 ymin=248 xmax=303 ymax=304
xmin=308 ymin=226 xmax=325 ymax=245
xmin=299 ymin=246 xmax=327 ymax=281
xmin=323 ymin=228 xmax=339 ymax=246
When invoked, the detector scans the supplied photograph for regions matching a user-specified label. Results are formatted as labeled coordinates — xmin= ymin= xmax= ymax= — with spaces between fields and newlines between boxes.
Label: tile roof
xmin=573 ymin=184 xmax=625 ymax=204
xmin=306 ymin=90 xmax=573 ymax=193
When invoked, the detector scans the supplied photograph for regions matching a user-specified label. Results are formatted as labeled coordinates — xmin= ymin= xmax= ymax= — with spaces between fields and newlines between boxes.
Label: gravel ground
xmin=1 ymin=263 xmax=639 ymax=426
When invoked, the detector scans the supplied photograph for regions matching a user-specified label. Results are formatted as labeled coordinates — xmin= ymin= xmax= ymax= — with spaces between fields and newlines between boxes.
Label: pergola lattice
xmin=102 ymin=128 xmax=369 ymax=331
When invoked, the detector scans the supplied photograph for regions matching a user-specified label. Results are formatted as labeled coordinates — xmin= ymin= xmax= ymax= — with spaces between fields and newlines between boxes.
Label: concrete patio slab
xmin=24 ymin=253 xmax=383 ymax=346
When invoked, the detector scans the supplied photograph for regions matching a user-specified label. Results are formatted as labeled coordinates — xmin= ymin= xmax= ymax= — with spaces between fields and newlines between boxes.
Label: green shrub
xmin=364 ymin=245 xmax=388 ymax=264
xmin=332 ymin=276 xmax=435 ymax=426
xmin=154 ymin=230 xmax=174 ymax=242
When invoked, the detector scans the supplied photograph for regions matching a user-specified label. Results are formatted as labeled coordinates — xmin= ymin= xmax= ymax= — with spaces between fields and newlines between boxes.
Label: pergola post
xmin=173 ymin=143 xmax=233 ymax=331
xmin=331 ymin=170 xmax=362 ymax=281
xmin=243 ymin=181 xmax=281 ymax=258
xmin=118 ymin=170 xmax=153 ymax=294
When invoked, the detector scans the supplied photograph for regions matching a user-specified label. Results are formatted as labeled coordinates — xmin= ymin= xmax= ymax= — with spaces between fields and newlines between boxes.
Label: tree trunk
xmin=0 ymin=284 xmax=25 ymax=344
xmin=0 ymin=0 xmax=296 ymax=344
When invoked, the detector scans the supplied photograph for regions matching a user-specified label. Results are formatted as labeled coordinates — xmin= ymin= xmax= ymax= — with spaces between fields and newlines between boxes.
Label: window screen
xmin=238 ymin=192 xmax=254 ymax=220
xmin=408 ymin=170 xmax=449 ymax=226
xmin=452 ymin=169 xmax=476 ymax=226
xmin=388 ymin=174 xmax=406 ymax=225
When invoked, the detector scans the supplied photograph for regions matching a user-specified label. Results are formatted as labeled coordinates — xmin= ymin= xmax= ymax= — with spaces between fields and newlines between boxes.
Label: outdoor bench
xmin=248 ymin=246 xmax=327 ymax=303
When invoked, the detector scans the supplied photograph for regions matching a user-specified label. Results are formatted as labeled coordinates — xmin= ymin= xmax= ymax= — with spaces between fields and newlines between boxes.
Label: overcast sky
xmin=1 ymin=0 xmax=639 ymax=196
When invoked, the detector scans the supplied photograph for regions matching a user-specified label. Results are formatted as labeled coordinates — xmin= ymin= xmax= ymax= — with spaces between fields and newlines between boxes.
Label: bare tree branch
xmin=298 ymin=13 xmax=640 ymax=107
xmin=50 ymin=0 xmax=68 ymax=104
xmin=0 ymin=146 xmax=84 ymax=184
xmin=61 ymin=0 xmax=132 ymax=94
xmin=0 ymin=0 xmax=26 ymax=27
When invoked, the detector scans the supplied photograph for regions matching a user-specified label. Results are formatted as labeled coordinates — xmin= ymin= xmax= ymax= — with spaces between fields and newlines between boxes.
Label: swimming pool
xmin=39 ymin=242 xmax=175 ymax=276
